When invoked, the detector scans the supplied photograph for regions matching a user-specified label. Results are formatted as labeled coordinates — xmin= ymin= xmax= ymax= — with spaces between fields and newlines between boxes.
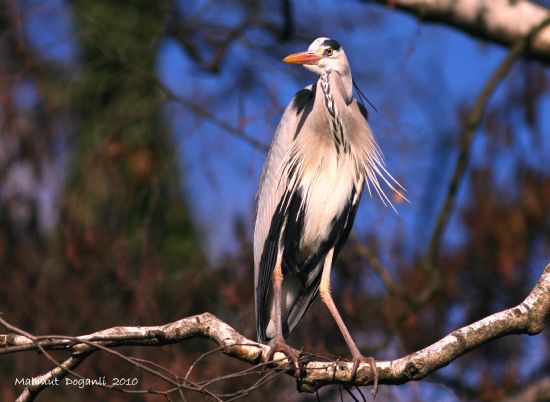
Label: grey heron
xmin=254 ymin=37 xmax=402 ymax=393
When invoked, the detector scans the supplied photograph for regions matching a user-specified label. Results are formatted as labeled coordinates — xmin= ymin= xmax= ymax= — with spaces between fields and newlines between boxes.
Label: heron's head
xmin=283 ymin=37 xmax=350 ymax=77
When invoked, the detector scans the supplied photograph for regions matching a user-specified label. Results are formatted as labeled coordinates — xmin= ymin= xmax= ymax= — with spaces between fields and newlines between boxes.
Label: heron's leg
xmin=319 ymin=247 xmax=379 ymax=397
xmin=272 ymin=251 xmax=285 ymax=340
xmin=267 ymin=250 xmax=300 ymax=370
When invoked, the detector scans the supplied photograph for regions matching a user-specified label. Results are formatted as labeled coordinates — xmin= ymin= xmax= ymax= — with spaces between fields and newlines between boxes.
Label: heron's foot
xmin=350 ymin=354 xmax=378 ymax=398
xmin=266 ymin=338 xmax=300 ymax=374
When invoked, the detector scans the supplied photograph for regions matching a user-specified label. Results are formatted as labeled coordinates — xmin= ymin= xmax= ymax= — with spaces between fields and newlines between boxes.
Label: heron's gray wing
xmin=254 ymin=85 xmax=315 ymax=343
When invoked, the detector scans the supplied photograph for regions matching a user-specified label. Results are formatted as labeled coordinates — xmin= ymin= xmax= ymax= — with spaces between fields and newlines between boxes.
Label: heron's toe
xmin=350 ymin=354 xmax=378 ymax=398
xmin=266 ymin=339 xmax=301 ymax=374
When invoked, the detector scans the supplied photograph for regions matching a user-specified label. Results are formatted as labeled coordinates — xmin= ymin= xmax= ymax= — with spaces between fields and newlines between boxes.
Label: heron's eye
xmin=325 ymin=48 xmax=333 ymax=57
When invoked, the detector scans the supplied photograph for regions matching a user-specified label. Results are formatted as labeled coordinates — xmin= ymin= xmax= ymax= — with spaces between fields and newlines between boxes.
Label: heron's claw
xmin=266 ymin=338 xmax=300 ymax=375
xmin=350 ymin=354 xmax=378 ymax=398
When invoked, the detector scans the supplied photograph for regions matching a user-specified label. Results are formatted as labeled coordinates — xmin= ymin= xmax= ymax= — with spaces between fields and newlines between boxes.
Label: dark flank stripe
xmin=257 ymin=188 xmax=292 ymax=343
xmin=356 ymin=100 xmax=369 ymax=121
xmin=294 ymin=82 xmax=317 ymax=139
xmin=333 ymin=186 xmax=362 ymax=257
xmin=292 ymin=88 xmax=313 ymax=115
xmin=282 ymin=190 xmax=306 ymax=274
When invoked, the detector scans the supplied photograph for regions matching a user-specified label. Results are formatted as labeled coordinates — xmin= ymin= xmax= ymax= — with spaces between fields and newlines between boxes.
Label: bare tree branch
xmin=2 ymin=262 xmax=548 ymax=400
xmin=370 ymin=0 xmax=550 ymax=64
xmin=14 ymin=354 xmax=89 ymax=402
xmin=297 ymin=261 xmax=550 ymax=392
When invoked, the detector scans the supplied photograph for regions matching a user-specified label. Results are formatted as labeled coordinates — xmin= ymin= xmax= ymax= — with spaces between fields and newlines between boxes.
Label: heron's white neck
xmin=339 ymin=70 xmax=353 ymax=104
xmin=304 ymin=66 xmax=353 ymax=102
xmin=319 ymin=69 xmax=353 ymax=105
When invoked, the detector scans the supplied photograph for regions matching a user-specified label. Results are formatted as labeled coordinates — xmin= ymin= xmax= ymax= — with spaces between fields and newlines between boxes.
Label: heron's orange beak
xmin=283 ymin=51 xmax=322 ymax=65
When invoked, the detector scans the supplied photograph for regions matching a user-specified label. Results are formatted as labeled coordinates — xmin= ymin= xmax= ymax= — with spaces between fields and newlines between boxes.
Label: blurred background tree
xmin=0 ymin=0 xmax=549 ymax=401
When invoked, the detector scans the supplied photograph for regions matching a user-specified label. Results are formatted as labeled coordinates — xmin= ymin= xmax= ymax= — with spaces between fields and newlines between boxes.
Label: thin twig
xmin=153 ymin=77 xmax=269 ymax=152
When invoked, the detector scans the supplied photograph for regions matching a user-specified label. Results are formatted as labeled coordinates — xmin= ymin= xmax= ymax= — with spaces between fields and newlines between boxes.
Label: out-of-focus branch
xmin=2 ymin=263 xmax=549 ymax=399
xmin=371 ymin=0 xmax=550 ymax=65
xmin=147 ymin=73 xmax=269 ymax=152
xmin=157 ymin=80 xmax=270 ymax=152
xmin=502 ymin=377 xmax=550 ymax=402
xmin=168 ymin=13 xmax=284 ymax=73
xmin=281 ymin=0 xmax=294 ymax=41
xmin=350 ymin=235 xmax=413 ymax=303
xmin=423 ymin=15 xmax=550 ymax=271
xmin=353 ymin=16 xmax=550 ymax=315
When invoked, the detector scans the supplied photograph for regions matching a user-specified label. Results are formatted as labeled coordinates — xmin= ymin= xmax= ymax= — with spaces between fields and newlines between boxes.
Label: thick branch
xmin=2 ymin=263 xmax=549 ymax=399
xmin=298 ymin=262 xmax=550 ymax=391
xmin=371 ymin=0 xmax=550 ymax=64
xmin=14 ymin=354 xmax=89 ymax=402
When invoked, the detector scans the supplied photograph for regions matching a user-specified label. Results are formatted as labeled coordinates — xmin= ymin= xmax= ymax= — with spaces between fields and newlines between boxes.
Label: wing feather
xmin=254 ymin=86 xmax=314 ymax=342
